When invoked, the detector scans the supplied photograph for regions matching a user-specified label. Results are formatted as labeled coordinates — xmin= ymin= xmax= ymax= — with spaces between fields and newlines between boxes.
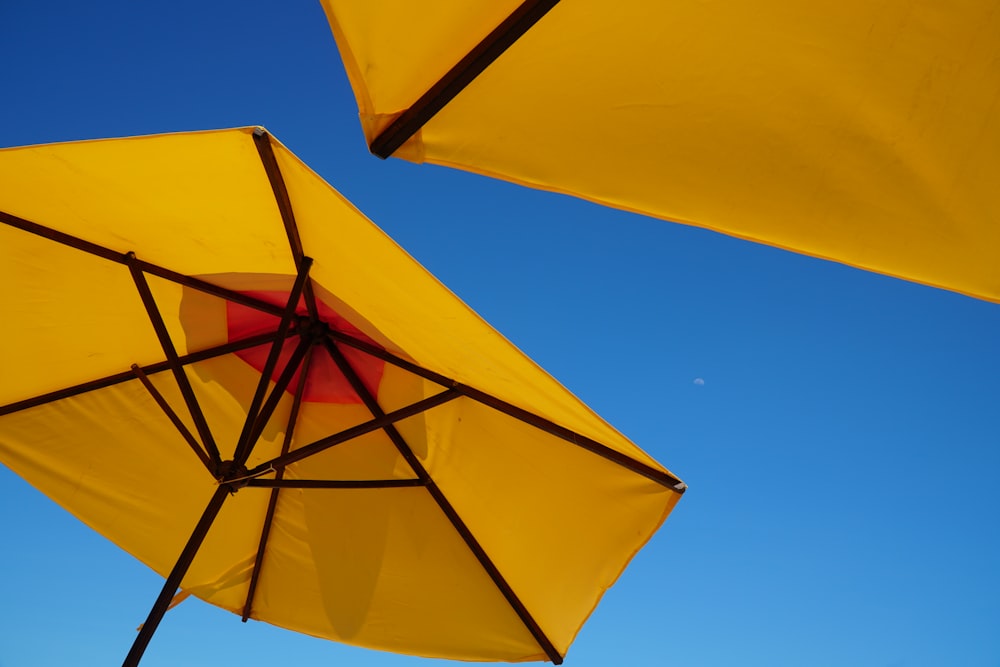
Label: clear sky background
xmin=1 ymin=2 xmax=998 ymax=666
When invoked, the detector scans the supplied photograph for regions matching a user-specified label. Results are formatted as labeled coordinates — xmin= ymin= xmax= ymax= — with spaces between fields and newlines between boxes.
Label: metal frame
xmin=0 ymin=128 xmax=682 ymax=667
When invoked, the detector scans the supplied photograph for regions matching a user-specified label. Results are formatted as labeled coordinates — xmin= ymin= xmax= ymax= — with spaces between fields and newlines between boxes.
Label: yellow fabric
xmin=0 ymin=128 xmax=682 ymax=662
xmin=324 ymin=0 xmax=524 ymax=144
xmin=408 ymin=398 xmax=681 ymax=655
xmin=323 ymin=0 xmax=1000 ymax=302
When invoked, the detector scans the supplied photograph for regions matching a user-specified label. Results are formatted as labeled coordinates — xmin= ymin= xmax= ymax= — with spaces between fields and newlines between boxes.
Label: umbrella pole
xmin=123 ymin=484 xmax=230 ymax=667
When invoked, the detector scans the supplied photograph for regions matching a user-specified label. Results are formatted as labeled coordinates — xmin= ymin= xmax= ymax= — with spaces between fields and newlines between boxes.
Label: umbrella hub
xmin=217 ymin=459 xmax=251 ymax=491
xmin=299 ymin=317 xmax=331 ymax=342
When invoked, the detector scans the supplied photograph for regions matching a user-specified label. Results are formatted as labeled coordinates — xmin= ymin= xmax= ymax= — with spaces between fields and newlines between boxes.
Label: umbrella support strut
xmin=123 ymin=484 xmax=231 ymax=667
xmin=244 ymin=388 xmax=461 ymax=475
xmin=241 ymin=345 xmax=315 ymax=621
xmin=246 ymin=478 xmax=424 ymax=489
xmin=127 ymin=252 xmax=223 ymax=471
xmin=243 ymin=334 xmax=313 ymax=455
xmin=321 ymin=338 xmax=565 ymax=664
xmin=130 ymin=364 xmax=214 ymax=473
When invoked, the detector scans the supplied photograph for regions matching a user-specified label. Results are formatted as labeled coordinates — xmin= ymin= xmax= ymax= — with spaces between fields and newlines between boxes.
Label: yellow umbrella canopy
xmin=322 ymin=0 xmax=1000 ymax=302
xmin=0 ymin=128 xmax=684 ymax=665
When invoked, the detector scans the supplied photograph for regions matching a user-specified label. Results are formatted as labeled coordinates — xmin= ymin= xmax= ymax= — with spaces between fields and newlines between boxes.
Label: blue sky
xmin=1 ymin=2 xmax=999 ymax=666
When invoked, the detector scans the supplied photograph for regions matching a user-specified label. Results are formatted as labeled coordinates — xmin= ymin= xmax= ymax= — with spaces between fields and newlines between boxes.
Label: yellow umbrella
xmin=0 ymin=128 xmax=684 ymax=665
xmin=321 ymin=0 xmax=1000 ymax=302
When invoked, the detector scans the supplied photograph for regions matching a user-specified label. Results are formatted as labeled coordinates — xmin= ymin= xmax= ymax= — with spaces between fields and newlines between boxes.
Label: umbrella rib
xmin=0 ymin=331 xmax=283 ymax=418
xmin=325 ymin=329 xmax=686 ymax=493
xmin=127 ymin=252 xmax=223 ymax=470
xmin=130 ymin=364 xmax=214 ymax=474
xmin=369 ymin=0 xmax=562 ymax=159
xmin=232 ymin=257 xmax=313 ymax=467
xmin=245 ymin=388 xmax=460 ymax=476
xmin=457 ymin=383 xmax=686 ymax=490
xmin=242 ymin=344 xmax=315 ymax=622
xmin=241 ymin=333 xmax=313 ymax=460
xmin=252 ymin=128 xmax=320 ymax=321
xmin=0 ymin=209 xmax=285 ymax=317
xmin=320 ymin=337 xmax=564 ymax=665
xmin=134 ymin=257 xmax=285 ymax=317
xmin=246 ymin=478 xmax=425 ymax=489
xmin=123 ymin=485 xmax=231 ymax=667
